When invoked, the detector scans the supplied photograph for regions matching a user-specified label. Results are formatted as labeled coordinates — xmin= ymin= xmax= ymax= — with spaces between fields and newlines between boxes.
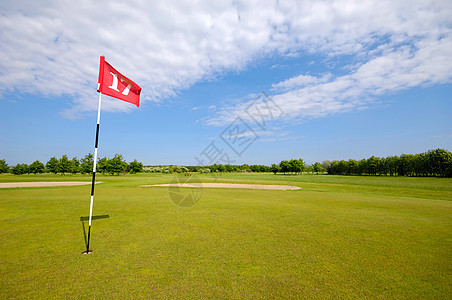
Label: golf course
xmin=0 ymin=172 xmax=450 ymax=298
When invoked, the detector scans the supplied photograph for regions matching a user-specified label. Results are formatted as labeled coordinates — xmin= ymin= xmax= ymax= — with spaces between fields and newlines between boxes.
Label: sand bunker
xmin=0 ymin=182 xmax=101 ymax=188
xmin=143 ymin=183 xmax=301 ymax=190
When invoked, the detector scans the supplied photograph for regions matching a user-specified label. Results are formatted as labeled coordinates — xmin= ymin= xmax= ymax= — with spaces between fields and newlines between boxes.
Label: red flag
xmin=97 ymin=56 xmax=141 ymax=107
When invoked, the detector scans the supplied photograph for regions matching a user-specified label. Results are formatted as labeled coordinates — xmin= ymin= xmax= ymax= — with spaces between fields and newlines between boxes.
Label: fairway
xmin=0 ymin=173 xmax=451 ymax=298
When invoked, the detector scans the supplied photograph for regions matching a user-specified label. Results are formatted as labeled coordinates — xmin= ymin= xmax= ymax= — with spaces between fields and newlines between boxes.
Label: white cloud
xmin=208 ymin=34 xmax=452 ymax=125
xmin=1 ymin=0 xmax=280 ymax=117
xmin=0 ymin=0 xmax=451 ymax=120
xmin=204 ymin=1 xmax=452 ymax=125
xmin=271 ymin=73 xmax=332 ymax=91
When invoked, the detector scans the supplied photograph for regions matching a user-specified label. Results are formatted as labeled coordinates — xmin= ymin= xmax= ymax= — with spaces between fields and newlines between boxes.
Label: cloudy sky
xmin=1 ymin=0 xmax=451 ymax=166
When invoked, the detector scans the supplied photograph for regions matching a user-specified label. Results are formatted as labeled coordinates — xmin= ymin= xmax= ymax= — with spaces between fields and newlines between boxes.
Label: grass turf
xmin=0 ymin=173 xmax=451 ymax=298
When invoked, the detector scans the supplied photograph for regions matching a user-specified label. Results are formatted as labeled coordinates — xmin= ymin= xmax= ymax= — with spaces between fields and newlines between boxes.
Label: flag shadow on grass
xmin=80 ymin=215 xmax=110 ymax=249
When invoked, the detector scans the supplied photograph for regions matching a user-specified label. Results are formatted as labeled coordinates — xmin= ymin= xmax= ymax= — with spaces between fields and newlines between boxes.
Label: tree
xmin=446 ymin=159 xmax=452 ymax=178
xmin=289 ymin=159 xmax=304 ymax=174
xmin=312 ymin=162 xmax=323 ymax=174
xmin=328 ymin=161 xmax=337 ymax=174
xmin=250 ymin=165 xmax=259 ymax=172
xmin=279 ymin=160 xmax=290 ymax=174
xmin=70 ymin=157 xmax=80 ymax=174
xmin=357 ymin=159 xmax=367 ymax=175
xmin=240 ymin=164 xmax=251 ymax=172
xmin=321 ymin=160 xmax=331 ymax=171
xmin=399 ymin=154 xmax=415 ymax=176
xmin=225 ymin=164 xmax=235 ymax=172
xmin=328 ymin=160 xmax=347 ymax=175
xmin=249 ymin=165 xmax=268 ymax=172
xmin=346 ymin=159 xmax=358 ymax=175
xmin=428 ymin=148 xmax=451 ymax=177
xmin=97 ymin=157 xmax=108 ymax=174
xmin=11 ymin=163 xmax=28 ymax=175
xmin=29 ymin=160 xmax=45 ymax=174
xmin=378 ymin=157 xmax=388 ymax=176
xmin=262 ymin=165 xmax=272 ymax=172
xmin=305 ymin=164 xmax=314 ymax=174
xmin=46 ymin=157 xmax=60 ymax=174
xmin=59 ymin=155 xmax=71 ymax=175
xmin=80 ymin=153 xmax=94 ymax=174
xmin=107 ymin=154 xmax=127 ymax=175
xmin=271 ymin=163 xmax=281 ymax=174
xmin=337 ymin=160 xmax=347 ymax=175
xmin=413 ymin=153 xmax=425 ymax=177
xmin=128 ymin=159 xmax=143 ymax=174
xmin=366 ymin=156 xmax=380 ymax=176
xmin=0 ymin=159 xmax=9 ymax=173
xmin=386 ymin=156 xmax=399 ymax=176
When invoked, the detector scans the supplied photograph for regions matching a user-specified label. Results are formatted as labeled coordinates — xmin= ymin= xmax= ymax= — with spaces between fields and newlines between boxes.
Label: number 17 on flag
xmin=97 ymin=56 xmax=142 ymax=107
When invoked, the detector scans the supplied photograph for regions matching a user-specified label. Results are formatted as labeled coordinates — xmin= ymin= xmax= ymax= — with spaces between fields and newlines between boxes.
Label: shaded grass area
xmin=0 ymin=174 xmax=451 ymax=298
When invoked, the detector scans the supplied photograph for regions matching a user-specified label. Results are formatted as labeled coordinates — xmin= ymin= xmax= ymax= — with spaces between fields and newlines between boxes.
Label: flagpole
xmin=85 ymin=91 xmax=102 ymax=254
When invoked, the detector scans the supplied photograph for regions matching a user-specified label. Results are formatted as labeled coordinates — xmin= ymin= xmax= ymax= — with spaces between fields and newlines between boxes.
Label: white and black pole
xmin=85 ymin=90 xmax=102 ymax=254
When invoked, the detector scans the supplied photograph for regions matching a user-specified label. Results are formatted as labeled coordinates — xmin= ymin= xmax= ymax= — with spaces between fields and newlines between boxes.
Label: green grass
xmin=0 ymin=173 xmax=451 ymax=298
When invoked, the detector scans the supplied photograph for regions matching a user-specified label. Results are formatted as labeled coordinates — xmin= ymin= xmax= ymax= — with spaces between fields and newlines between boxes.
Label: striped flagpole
xmin=86 ymin=91 xmax=102 ymax=254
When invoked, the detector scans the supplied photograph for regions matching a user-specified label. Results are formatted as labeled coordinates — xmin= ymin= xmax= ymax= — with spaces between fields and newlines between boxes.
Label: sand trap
xmin=143 ymin=183 xmax=301 ymax=190
xmin=0 ymin=182 xmax=102 ymax=188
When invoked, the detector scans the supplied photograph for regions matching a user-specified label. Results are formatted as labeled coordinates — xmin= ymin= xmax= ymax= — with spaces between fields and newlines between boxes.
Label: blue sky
xmin=1 ymin=0 xmax=451 ymax=166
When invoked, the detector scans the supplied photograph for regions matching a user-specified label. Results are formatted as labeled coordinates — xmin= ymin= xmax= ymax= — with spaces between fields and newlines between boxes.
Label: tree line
xmin=146 ymin=159 xmax=309 ymax=174
xmin=1 ymin=148 xmax=450 ymax=177
xmin=326 ymin=149 xmax=451 ymax=177
xmin=0 ymin=154 xmax=143 ymax=175
xmin=142 ymin=164 xmax=274 ymax=174
xmin=181 ymin=149 xmax=452 ymax=177
xmin=195 ymin=149 xmax=451 ymax=177
xmin=188 ymin=159 xmax=326 ymax=174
